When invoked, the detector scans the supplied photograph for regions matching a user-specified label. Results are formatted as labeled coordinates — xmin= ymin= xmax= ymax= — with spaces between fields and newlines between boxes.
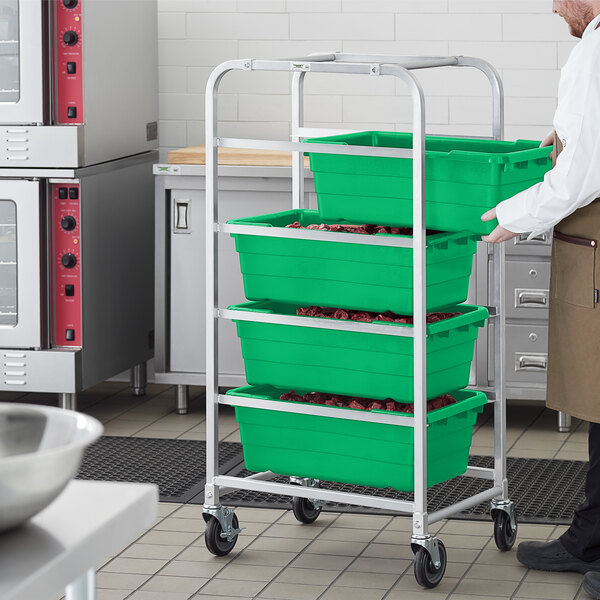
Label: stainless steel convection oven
xmin=0 ymin=0 xmax=158 ymax=410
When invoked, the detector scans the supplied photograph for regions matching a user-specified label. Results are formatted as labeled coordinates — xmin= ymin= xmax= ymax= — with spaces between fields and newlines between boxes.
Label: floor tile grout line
xmin=244 ymin=508 xmax=350 ymax=598
xmin=309 ymin=513 xmax=411 ymax=600
xmin=100 ymin=501 xmax=185 ymax=566
xmin=378 ymin=552 xmax=418 ymax=600
xmin=178 ymin=506 xmax=341 ymax=599
xmin=90 ymin=384 xmax=170 ymax=428
xmin=110 ymin=506 xmax=210 ymax=600
xmin=79 ymin=384 xmax=133 ymax=414
xmin=105 ymin=386 xmax=207 ymax=438
xmin=444 ymin=533 xmax=502 ymax=600
xmin=508 ymin=562 xmax=556 ymax=600
xmin=508 ymin=404 xmax=563 ymax=455
xmin=505 ymin=406 xmax=545 ymax=455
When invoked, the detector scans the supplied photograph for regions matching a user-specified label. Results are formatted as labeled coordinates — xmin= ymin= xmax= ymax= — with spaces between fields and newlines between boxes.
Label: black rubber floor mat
xmin=76 ymin=437 xmax=244 ymax=503
xmin=189 ymin=454 xmax=588 ymax=525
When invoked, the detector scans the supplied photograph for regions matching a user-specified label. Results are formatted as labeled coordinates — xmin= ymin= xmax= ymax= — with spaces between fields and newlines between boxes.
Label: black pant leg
xmin=560 ymin=421 xmax=600 ymax=561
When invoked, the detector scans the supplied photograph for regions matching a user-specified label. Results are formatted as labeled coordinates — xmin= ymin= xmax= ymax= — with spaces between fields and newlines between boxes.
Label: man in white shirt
xmin=481 ymin=1 xmax=600 ymax=596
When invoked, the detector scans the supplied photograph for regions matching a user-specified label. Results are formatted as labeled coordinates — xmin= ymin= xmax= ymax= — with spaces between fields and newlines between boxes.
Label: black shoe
xmin=516 ymin=539 xmax=600 ymax=573
xmin=584 ymin=571 xmax=600 ymax=598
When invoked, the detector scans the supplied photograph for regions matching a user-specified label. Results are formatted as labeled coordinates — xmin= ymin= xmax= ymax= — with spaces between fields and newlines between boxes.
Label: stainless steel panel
xmin=0 ymin=179 xmax=42 ymax=349
xmin=505 ymin=385 xmax=546 ymax=401
xmin=505 ymin=259 xmax=551 ymax=320
xmin=0 ymin=348 xmax=79 ymax=392
xmin=0 ymin=125 xmax=80 ymax=167
xmin=505 ymin=230 xmax=552 ymax=257
xmin=0 ymin=0 xmax=44 ymax=124
xmin=80 ymin=0 xmax=158 ymax=166
xmin=77 ymin=155 xmax=155 ymax=390
xmin=505 ymin=323 xmax=548 ymax=385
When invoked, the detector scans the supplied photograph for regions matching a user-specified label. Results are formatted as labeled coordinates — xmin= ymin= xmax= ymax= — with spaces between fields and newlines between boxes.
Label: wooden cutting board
xmin=167 ymin=144 xmax=310 ymax=167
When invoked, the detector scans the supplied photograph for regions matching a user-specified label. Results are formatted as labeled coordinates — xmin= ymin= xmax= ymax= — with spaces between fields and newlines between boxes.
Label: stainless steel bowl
xmin=0 ymin=403 xmax=103 ymax=532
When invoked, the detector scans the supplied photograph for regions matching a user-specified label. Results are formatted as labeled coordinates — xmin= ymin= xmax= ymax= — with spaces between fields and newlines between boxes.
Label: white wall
xmin=157 ymin=0 xmax=575 ymax=160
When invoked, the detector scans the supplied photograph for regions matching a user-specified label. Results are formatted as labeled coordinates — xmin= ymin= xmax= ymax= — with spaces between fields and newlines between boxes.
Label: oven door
xmin=0 ymin=0 xmax=44 ymax=124
xmin=0 ymin=179 xmax=42 ymax=348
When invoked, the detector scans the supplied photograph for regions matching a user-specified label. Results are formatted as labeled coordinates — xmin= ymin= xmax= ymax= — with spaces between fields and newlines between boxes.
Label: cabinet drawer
xmin=505 ymin=323 xmax=548 ymax=385
xmin=505 ymin=230 xmax=552 ymax=257
xmin=505 ymin=260 xmax=551 ymax=320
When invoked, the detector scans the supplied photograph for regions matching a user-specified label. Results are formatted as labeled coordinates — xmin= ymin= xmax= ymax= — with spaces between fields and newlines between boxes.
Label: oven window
xmin=0 ymin=0 xmax=19 ymax=103
xmin=0 ymin=200 xmax=17 ymax=326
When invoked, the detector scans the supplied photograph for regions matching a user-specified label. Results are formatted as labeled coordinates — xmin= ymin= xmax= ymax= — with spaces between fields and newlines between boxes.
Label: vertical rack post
xmin=291 ymin=70 xmax=307 ymax=211
xmin=204 ymin=61 xmax=242 ymax=505
xmin=493 ymin=242 xmax=507 ymax=495
xmin=381 ymin=64 xmax=428 ymax=538
xmin=411 ymin=77 xmax=427 ymax=537
xmin=456 ymin=57 xmax=504 ymax=142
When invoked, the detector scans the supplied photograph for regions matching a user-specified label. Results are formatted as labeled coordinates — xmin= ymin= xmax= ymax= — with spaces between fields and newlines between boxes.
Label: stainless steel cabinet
xmin=473 ymin=232 xmax=552 ymax=405
xmin=154 ymin=164 xmax=316 ymax=397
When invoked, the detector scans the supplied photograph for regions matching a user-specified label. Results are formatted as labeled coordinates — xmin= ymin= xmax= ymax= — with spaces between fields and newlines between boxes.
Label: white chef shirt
xmin=495 ymin=13 xmax=600 ymax=238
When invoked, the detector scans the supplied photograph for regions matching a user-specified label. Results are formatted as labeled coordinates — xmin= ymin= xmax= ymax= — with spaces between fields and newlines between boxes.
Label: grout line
xmin=446 ymin=534 xmax=507 ymax=600
xmin=504 ymin=404 xmax=549 ymax=454
xmin=106 ymin=386 xmax=208 ymax=438
xmin=312 ymin=514 xmax=405 ymax=600
xmin=194 ymin=508 xmax=343 ymax=598
xmin=119 ymin=507 xmax=211 ymax=600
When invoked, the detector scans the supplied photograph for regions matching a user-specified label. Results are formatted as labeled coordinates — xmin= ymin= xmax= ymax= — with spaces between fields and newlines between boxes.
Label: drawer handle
xmin=516 ymin=354 xmax=548 ymax=371
xmin=515 ymin=232 xmax=550 ymax=245
xmin=515 ymin=289 xmax=548 ymax=307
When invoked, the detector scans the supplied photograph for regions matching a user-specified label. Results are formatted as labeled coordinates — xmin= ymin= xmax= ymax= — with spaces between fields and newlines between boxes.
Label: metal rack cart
xmin=202 ymin=53 xmax=516 ymax=588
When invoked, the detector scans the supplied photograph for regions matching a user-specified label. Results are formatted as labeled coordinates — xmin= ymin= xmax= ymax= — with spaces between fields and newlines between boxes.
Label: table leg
xmin=65 ymin=569 xmax=96 ymax=600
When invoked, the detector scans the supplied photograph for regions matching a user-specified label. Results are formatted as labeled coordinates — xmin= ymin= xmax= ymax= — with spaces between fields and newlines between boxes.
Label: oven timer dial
xmin=61 ymin=253 xmax=77 ymax=269
xmin=61 ymin=215 xmax=77 ymax=231
xmin=63 ymin=31 xmax=79 ymax=46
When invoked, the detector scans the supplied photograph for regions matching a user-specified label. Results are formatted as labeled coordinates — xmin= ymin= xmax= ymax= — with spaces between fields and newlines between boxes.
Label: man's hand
xmin=480 ymin=207 xmax=519 ymax=243
xmin=540 ymin=129 xmax=554 ymax=148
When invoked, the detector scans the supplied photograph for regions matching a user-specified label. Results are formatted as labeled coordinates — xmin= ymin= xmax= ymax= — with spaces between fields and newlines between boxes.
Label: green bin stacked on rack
xmin=227 ymin=131 xmax=552 ymax=492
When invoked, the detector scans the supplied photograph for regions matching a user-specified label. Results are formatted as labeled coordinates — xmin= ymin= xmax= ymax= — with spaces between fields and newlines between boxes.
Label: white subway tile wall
xmin=157 ymin=0 xmax=577 ymax=160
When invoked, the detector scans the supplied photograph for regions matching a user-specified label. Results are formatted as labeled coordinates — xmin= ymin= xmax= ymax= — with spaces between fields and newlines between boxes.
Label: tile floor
xmin=4 ymin=381 xmax=596 ymax=600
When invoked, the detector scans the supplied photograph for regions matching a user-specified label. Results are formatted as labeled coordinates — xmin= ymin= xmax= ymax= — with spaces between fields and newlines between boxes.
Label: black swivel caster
xmin=204 ymin=513 xmax=240 ymax=556
xmin=493 ymin=509 xmax=518 ymax=551
xmin=413 ymin=540 xmax=447 ymax=588
xmin=292 ymin=496 xmax=322 ymax=524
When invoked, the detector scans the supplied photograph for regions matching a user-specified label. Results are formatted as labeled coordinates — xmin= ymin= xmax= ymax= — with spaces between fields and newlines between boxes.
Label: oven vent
xmin=3 ymin=352 xmax=27 ymax=387
xmin=3 ymin=129 xmax=30 ymax=163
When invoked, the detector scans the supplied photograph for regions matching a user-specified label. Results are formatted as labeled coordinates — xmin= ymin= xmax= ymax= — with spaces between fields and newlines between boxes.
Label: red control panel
xmin=52 ymin=183 xmax=82 ymax=348
xmin=55 ymin=0 xmax=83 ymax=124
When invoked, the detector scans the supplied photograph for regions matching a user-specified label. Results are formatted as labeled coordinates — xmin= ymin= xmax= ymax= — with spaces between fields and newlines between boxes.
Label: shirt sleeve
xmin=495 ymin=62 xmax=600 ymax=238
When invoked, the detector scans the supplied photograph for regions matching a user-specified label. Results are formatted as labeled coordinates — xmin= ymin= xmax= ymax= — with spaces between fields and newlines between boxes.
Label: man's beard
xmin=568 ymin=6 xmax=595 ymax=38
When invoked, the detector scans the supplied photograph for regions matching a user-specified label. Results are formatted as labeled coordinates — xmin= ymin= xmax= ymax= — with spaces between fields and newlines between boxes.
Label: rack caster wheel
xmin=413 ymin=540 xmax=447 ymax=589
xmin=292 ymin=496 xmax=322 ymax=524
xmin=493 ymin=510 xmax=518 ymax=551
xmin=204 ymin=514 xmax=240 ymax=556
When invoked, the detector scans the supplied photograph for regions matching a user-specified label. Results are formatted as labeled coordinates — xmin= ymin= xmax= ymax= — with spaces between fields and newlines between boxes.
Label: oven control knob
xmin=63 ymin=0 xmax=78 ymax=8
xmin=61 ymin=215 xmax=76 ymax=231
xmin=63 ymin=31 xmax=78 ymax=46
xmin=61 ymin=253 xmax=77 ymax=269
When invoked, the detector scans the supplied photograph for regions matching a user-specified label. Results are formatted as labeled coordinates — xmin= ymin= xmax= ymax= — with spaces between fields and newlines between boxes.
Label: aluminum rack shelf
xmin=202 ymin=52 xmax=515 ymax=589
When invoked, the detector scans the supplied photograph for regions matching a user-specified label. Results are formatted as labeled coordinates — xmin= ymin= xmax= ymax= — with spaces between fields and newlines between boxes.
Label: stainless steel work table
xmin=0 ymin=480 xmax=158 ymax=600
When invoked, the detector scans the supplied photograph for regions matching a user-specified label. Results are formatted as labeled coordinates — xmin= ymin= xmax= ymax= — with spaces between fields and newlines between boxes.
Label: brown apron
xmin=546 ymin=133 xmax=600 ymax=422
